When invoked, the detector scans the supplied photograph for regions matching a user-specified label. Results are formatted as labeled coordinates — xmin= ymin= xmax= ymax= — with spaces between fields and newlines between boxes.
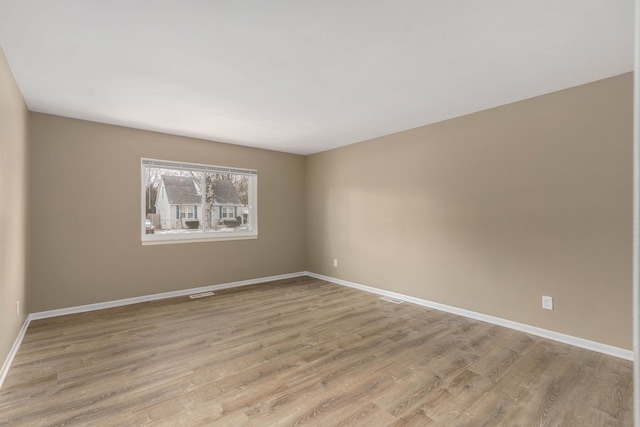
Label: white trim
xmin=3 ymin=269 xmax=632 ymax=394
xmin=0 ymin=317 xmax=31 ymax=390
xmin=633 ymin=0 xmax=639 ymax=424
xmin=142 ymin=157 xmax=257 ymax=175
xmin=306 ymin=272 xmax=634 ymax=361
xmin=141 ymin=234 xmax=258 ymax=246
xmin=1 ymin=271 xmax=306 ymax=391
xmin=141 ymin=157 xmax=258 ymax=245
xmin=29 ymin=272 xmax=306 ymax=320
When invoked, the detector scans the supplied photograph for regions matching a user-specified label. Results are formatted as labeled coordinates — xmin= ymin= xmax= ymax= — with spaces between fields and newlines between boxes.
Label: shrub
xmin=185 ymin=220 xmax=200 ymax=229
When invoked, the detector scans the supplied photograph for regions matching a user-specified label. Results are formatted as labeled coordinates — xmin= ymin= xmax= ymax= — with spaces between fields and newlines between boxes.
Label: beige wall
xmin=29 ymin=114 xmax=306 ymax=312
xmin=0 ymin=47 xmax=28 ymax=367
xmin=8 ymin=71 xmax=634 ymax=354
xmin=306 ymin=73 xmax=633 ymax=350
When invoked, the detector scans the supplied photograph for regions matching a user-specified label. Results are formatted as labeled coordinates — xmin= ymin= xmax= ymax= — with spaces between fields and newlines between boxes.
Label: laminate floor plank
xmin=0 ymin=276 xmax=633 ymax=426
xmin=335 ymin=402 xmax=397 ymax=427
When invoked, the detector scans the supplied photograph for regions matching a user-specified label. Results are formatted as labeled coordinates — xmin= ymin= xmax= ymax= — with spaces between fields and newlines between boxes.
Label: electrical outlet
xmin=333 ymin=259 xmax=338 ymax=267
xmin=542 ymin=295 xmax=553 ymax=310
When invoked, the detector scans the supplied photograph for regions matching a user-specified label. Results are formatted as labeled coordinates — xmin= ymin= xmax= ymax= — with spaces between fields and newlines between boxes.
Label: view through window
xmin=142 ymin=159 xmax=257 ymax=243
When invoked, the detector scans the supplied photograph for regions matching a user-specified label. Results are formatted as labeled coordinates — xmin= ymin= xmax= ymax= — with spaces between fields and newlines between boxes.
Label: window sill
xmin=142 ymin=234 xmax=258 ymax=245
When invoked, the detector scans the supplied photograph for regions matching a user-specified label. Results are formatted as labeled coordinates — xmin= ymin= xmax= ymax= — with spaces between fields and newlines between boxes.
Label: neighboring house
xmin=210 ymin=179 xmax=249 ymax=226
xmin=155 ymin=175 xmax=202 ymax=229
xmin=155 ymin=175 xmax=247 ymax=229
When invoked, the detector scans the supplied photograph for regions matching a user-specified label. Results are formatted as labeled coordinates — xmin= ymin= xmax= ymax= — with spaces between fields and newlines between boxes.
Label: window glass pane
xmin=142 ymin=159 xmax=256 ymax=242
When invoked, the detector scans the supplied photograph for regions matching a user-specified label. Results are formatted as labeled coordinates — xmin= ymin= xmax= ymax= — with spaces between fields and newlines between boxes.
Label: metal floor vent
xmin=189 ymin=291 xmax=215 ymax=299
xmin=380 ymin=296 xmax=404 ymax=304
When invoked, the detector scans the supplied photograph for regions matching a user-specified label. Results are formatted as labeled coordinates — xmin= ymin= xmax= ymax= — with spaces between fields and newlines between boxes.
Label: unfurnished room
xmin=0 ymin=1 xmax=639 ymax=426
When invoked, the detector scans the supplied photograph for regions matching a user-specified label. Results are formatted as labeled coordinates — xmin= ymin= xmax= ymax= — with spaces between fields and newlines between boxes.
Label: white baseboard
xmin=0 ymin=271 xmax=306 ymax=390
xmin=1 ymin=271 xmax=308 ymax=391
xmin=30 ymin=272 xmax=307 ymax=320
xmin=0 ymin=316 xmax=31 ymax=390
xmin=306 ymin=272 xmax=634 ymax=361
xmin=2 ymin=269 xmax=631 ymax=392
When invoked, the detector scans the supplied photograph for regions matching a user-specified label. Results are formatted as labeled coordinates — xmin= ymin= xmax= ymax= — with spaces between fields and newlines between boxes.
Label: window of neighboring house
xmin=142 ymin=158 xmax=258 ymax=244
xmin=181 ymin=206 xmax=194 ymax=219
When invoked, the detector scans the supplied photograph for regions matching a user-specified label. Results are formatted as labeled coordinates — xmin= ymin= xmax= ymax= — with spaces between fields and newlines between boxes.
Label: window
xmin=221 ymin=207 xmax=235 ymax=219
xmin=142 ymin=158 xmax=257 ymax=244
xmin=181 ymin=206 xmax=195 ymax=219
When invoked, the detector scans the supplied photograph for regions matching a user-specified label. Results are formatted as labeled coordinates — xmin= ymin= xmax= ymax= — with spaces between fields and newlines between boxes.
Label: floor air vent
xmin=189 ymin=291 xmax=215 ymax=299
xmin=380 ymin=296 xmax=404 ymax=304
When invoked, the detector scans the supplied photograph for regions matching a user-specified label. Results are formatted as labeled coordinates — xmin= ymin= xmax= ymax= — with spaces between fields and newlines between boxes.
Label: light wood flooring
xmin=0 ymin=276 xmax=633 ymax=426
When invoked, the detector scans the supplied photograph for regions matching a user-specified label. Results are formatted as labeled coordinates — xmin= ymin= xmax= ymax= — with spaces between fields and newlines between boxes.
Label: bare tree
xmin=144 ymin=167 xmax=163 ymax=214
xmin=234 ymin=175 xmax=249 ymax=206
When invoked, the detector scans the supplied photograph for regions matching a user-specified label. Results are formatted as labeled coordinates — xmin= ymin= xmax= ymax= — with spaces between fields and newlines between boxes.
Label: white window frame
xmin=141 ymin=158 xmax=258 ymax=245
xmin=182 ymin=206 xmax=195 ymax=219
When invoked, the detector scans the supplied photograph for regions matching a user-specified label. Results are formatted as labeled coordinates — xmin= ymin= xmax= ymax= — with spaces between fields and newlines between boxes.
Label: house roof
xmin=212 ymin=179 xmax=242 ymax=205
xmin=161 ymin=175 xmax=201 ymax=205
xmin=161 ymin=175 xmax=243 ymax=206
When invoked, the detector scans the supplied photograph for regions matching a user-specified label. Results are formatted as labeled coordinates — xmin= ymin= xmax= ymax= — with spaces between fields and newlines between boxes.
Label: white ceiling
xmin=0 ymin=1 xmax=634 ymax=155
